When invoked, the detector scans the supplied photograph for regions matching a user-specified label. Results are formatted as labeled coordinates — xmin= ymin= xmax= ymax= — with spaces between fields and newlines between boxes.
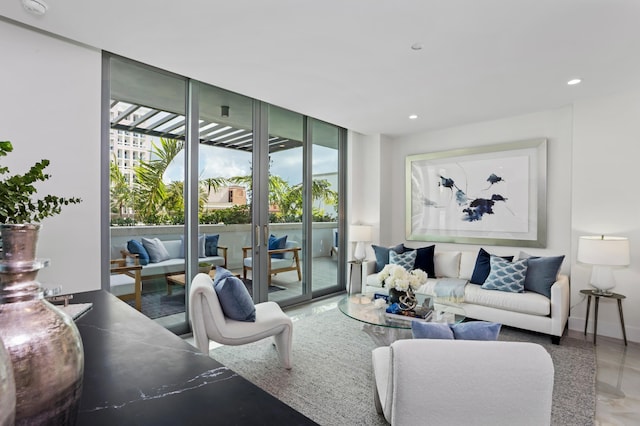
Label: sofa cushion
xmin=269 ymin=234 xmax=288 ymax=259
xmin=470 ymin=248 xmax=514 ymax=284
xmin=179 ymin=235 xmax=206 ymax=258
xmin=482 ymin=256 xmax=528 ymax=293
xmin=458 ymin=251 xmax=477 ymax=280
xmin=141 ymin=237 xmax=171 ymax=263
xmin=213 ymin=267 xmax=256 ymax=322
xmin=450 ymin=321 xmax=501 ymax=340
xmin=434 ymin=251 xmax=461 ymax=278
xmin=127 ymin=239 xmax=149 ymax=265
xmin=390 ymin=250 xmax=416 ymax=271
xmin=372 ymin=244 xmax=405 ymax=273
xmin=464 ymin=283 xmax=550 ymax=316
xmin=404 ymin=245 xmax=435 ymax=277
xmin=411 ymin=322 xmax=454 ymax=340
xmin=519 ymin=252 xmax=565 ymax=298
xmin=205 ymin=234 xmax=220 ymax=256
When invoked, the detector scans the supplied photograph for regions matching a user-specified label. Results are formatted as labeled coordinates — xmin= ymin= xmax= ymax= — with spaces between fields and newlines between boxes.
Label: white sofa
xmin=372 ymin=339 xmax=554 ymax=425
xmin=362 ymin=250 xmax=570 ymax=343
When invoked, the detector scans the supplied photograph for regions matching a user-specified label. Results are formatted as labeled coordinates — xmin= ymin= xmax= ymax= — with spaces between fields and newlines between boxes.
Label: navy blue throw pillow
xmin=268 ymin=234 xmax=287 ymax=259
xmin=205 ymin=234 xmax=220 ymax=257
xmin=404 ymin=245 xmax=435 ymax=277
xmin=470 ymin=248 xmax=514 ymax=284
xmin=127 ymin=240 xmax=149 ymax=265
xmin=372 ymin=243 xmax=405 ymax=273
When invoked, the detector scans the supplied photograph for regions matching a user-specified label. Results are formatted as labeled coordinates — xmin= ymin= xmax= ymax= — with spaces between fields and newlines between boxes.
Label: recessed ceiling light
xmin=567 ymin=78 xmax=582 ymax=86
xmin=410 ymin=43 xmax=423 ymax=51
xmin=22 ymin=0 xmax=48 ymax=15
xmin=409 ymin=114 xmax=418 ymax=120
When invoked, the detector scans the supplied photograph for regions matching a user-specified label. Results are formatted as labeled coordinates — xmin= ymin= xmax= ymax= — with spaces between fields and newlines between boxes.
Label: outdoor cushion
xmin=269 ymin=234 xmax=288 ymax=259
xmin=127 ymin=239 xmax=149 ymax=265
xmin=205 ymin=234 xmax=220 ymax=256
xmin=141 ymin=237 xmax=171 ymax=263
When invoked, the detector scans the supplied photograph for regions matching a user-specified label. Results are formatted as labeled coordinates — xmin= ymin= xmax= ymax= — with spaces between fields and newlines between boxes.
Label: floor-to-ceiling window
xmin=104 ymin=54 xmax=345 ymax=332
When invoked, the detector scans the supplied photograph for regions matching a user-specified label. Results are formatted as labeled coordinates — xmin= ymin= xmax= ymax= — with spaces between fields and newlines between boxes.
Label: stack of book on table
xmin=385 ymin=307 xmax=433 ymax=323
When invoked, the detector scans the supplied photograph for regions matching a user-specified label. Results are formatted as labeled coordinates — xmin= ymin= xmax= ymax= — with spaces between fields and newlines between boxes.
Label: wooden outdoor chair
xmin=110 ymin=255 xmax=143 ymax=311
xmin=242 ymin=240 xmax=302 ymax=285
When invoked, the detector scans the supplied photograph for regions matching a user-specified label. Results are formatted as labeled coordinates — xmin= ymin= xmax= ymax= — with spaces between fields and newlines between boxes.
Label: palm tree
xmin=133 ymin=137 xmax=183 ymax=222
xmin=109 ymin=155 xmax=133 ymax=218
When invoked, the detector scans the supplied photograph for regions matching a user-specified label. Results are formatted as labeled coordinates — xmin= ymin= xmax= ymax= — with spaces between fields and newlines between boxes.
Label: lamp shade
xmin=349 ymin=225 xmax=372 ymax=242
xmin=577 ymin=236 xmax=630 ymax=266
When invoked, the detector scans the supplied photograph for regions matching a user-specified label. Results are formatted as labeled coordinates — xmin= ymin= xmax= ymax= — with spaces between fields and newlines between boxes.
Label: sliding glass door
xmin=105 ymin=54 xmax=346 ymax=333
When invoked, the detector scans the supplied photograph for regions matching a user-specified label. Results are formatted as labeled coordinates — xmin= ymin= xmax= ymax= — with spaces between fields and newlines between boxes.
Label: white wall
xmin=0 ymin=21 xmax=102 ymax=294
xmin=571 ymin=89 xmax=640 ymax=343
xmin=382 ymin=107 xmax=573 ymax=263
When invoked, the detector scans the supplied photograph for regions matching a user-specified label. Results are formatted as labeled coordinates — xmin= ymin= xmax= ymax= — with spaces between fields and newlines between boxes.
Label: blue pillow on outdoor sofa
xmin=205 ymin=234 xmax=220 ymax=257
xmin=127 ymin=239 xmax=149 ymax=265
xmin=213 ymin=267 xmax=256 ymax=322
xmin=268 ymin=234 xmax=287 ymax=259
xmin=450 ymin=321 xmax=502 ymax=340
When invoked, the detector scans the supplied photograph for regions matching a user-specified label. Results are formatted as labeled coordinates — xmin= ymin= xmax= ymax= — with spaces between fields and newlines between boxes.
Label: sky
xmin=163 ymin=143 xmax=338 ymax=186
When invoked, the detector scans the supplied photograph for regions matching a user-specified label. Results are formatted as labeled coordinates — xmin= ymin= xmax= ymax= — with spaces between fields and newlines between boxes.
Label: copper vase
xmin=0 ymin=335 xmax=16 ymax=426
xmin=0 ymin=224 xmax=84 ymax=425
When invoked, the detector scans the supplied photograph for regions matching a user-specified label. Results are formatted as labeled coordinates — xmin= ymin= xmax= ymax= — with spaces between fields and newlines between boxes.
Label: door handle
xmin=255 ymin=225 xmax=260 ymax=247
xmin=263 ymin=225 xmax=269 ymax=247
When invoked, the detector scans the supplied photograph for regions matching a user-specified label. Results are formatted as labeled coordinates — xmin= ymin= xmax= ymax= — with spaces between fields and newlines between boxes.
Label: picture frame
xmin=406 ymin=138 xmax=547 ymax=247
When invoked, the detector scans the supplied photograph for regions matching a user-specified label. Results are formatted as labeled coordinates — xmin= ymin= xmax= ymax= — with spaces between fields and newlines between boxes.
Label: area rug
xmin=127 ymin=280 xmax=285 ymax=319
xmin=210 ymin=308 xmax=596 ymax=426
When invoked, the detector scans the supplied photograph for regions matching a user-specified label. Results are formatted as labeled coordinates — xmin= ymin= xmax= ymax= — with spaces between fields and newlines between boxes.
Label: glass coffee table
xmin=338 ymin=293 xmax=466 ymax=333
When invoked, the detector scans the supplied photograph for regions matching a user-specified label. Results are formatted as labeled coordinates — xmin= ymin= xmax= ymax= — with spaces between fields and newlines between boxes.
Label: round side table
xmin=580 ymin=289 xmax=627 ymax=345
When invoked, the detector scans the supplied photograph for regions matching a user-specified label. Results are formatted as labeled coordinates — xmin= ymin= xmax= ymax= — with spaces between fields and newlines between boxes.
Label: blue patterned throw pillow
xmin=389 ymin=250 xmax=416 ymax=271
xmin=481 ymin=256 xmax=528 ymax=293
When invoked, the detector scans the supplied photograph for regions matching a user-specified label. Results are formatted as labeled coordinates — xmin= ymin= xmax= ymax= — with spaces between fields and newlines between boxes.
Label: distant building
xmin=109 ymin=105 xmax=152 ymax=186
xmin=204 ymin=185 xmax=247 ymax=210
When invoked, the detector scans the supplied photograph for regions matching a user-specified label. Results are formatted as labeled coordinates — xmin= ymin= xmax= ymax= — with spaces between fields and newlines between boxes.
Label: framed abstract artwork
xmin=406 ymin=138 xmax=547 ymax=247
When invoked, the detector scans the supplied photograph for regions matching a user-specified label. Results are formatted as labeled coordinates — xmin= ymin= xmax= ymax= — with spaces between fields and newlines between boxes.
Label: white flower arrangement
xmin=377 ymin=264 xmax=428 ymax=292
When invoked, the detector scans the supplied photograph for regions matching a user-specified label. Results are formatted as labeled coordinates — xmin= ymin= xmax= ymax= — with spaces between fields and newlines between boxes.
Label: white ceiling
xmin=2 ymin=0 xmax=640 ymax=136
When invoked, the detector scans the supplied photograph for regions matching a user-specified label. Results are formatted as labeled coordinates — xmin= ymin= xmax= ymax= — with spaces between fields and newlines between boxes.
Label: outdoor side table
xmin=581 ymin=289 xmax=627 ymax=346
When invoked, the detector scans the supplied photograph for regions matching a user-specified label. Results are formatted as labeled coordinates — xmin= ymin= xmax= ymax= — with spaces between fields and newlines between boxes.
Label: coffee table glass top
xmin=338 ymin=293 xmax=466 ymax=330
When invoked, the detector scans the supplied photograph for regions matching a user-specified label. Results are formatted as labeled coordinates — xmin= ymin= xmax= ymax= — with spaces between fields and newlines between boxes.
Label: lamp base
xmin=591 ymin=287 xmax=614 ymax=296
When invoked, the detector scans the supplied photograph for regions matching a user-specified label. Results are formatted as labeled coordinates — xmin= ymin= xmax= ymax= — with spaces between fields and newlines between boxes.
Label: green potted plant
xmin=0 ymin=140 xmax=84 ymax=424
xmin=198 ymin=262 xmax=212 ymax=274
xmin=0 ymin=141 xmax=81 ymax=224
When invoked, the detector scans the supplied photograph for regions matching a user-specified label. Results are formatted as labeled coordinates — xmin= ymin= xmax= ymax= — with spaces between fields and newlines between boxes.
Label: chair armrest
xmin=268 ymin=247 xmax=301 ymax=256
xmin=550 ymin=274 xmax=570 ymax=336
xmin=362 ymin=260 xmax=377 ymax=276
xmin=217 ymin=245 xmax=229 ymax=267
xmin=120 ymin=250 xmax=141 ymax=265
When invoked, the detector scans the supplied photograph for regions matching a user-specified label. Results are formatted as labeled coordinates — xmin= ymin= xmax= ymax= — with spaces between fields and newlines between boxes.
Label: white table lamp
xmin=350 ymin=225 xmax=372 ymax=262
xmin=577 ymin=235 xmax=630 ymax=295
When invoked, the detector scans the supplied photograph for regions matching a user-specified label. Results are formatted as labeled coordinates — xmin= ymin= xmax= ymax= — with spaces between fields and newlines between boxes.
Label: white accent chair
xmin=372 ymin=339 xmax=554 ymax=426
xmin=189 ymin=273 xmax=293 ymax=369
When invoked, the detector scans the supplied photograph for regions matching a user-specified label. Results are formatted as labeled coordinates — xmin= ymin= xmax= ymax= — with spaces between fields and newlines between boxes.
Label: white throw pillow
xmin=434 ymin=251 xmax=461 ymax=278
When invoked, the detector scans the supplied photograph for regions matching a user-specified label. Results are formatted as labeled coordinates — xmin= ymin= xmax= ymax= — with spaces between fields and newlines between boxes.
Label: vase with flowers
xmin=377 ymin=264 xmax=428 ymax=309
xmin=0 ymin=140 xmax=83 ymax=424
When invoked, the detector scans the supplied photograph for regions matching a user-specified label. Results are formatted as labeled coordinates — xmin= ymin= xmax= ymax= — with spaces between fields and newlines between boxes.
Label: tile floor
xmin=184 ymin=295 xmax=640 ymax=425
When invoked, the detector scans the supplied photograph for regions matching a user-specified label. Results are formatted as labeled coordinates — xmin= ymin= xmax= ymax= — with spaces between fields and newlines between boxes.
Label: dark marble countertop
xmin=72 ymin=290 xmax=316 ymax=425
